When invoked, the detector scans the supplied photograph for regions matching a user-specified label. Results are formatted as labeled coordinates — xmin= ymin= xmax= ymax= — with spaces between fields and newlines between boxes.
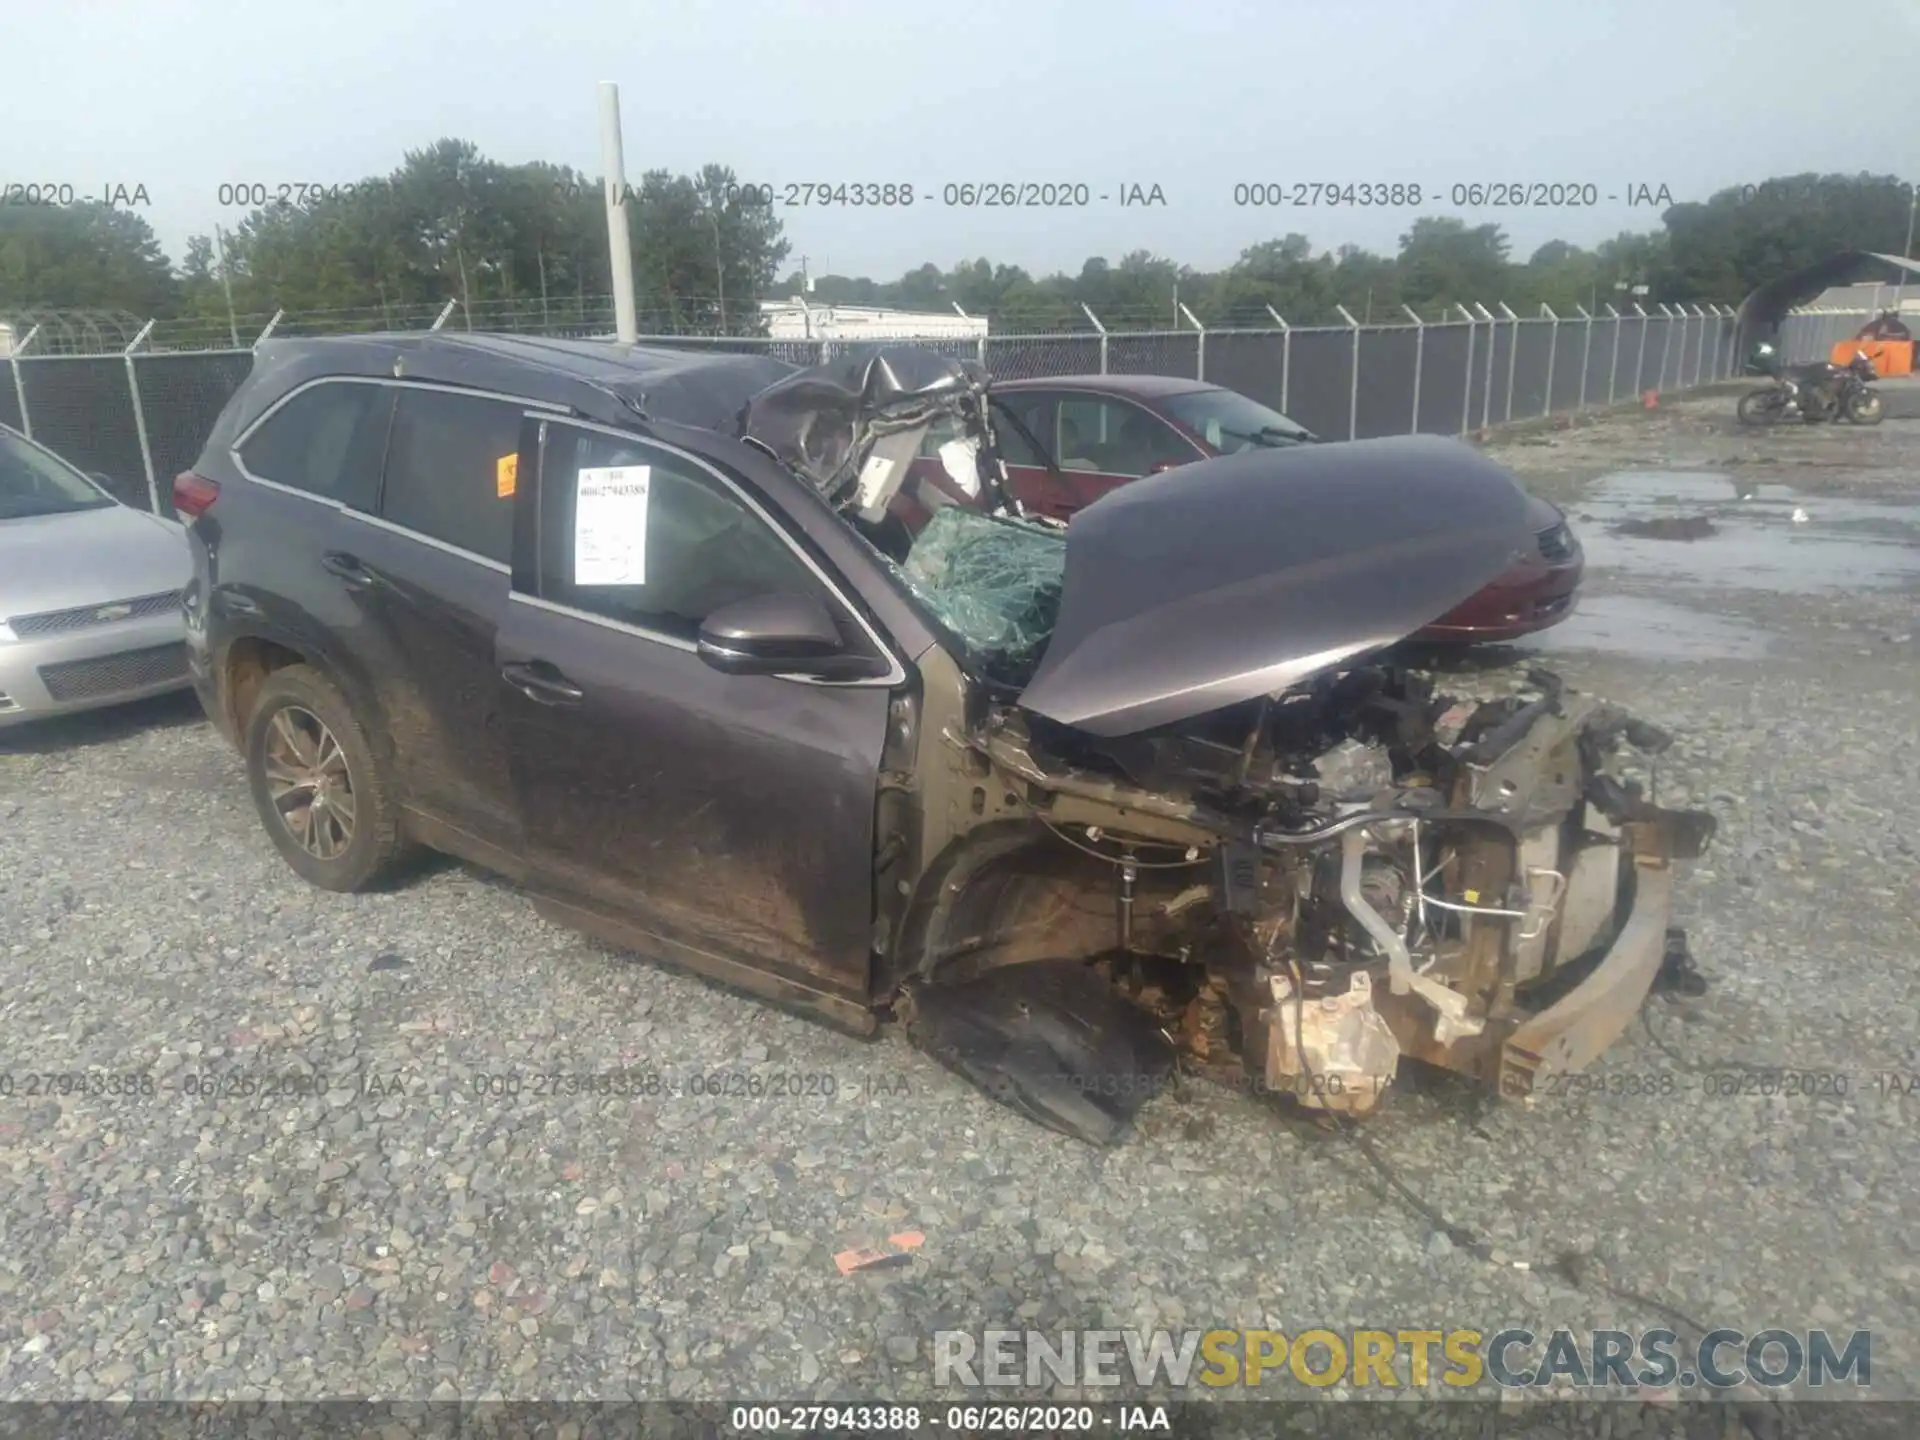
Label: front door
xmin=1044 ymin=391 xmax=1204 ymax=510
xmin=988 ymin=390 xmax=1205 ymax=519
xmin=496 ymin=418 xmax=895 ymax=1008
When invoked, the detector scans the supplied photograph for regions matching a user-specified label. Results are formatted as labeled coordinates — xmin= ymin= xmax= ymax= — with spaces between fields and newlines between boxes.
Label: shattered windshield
xmin=898 ymin=506 xmax=1066 ymax=687
xmin=739 ymin=346 xmax=1068 ymax=685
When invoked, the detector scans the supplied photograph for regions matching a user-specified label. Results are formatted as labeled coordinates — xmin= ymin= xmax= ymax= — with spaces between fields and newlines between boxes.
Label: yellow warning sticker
xmin=496 ymin=452 xmax=518 ymax=498
xmin=1462 ymin=888 xmax=1480 ymax=904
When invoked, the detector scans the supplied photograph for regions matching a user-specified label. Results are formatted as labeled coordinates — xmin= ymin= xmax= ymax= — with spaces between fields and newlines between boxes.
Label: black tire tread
xmin=1735 ymin=389 xmax=1782 ymax=425
xmin=243 ymin=664 xmax=407 ymax=892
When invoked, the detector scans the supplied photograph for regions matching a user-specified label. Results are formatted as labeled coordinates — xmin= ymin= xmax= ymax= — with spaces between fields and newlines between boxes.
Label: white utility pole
xmin=599 ymin=82 xmax=638 ymax=343
xmin=1897 ymin=183 xmax=1918 ymax=315
xmin=212 ymin=225 xmax=241 ymax=349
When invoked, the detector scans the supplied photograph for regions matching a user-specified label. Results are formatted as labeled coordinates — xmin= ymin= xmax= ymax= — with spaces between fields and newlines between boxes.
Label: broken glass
xmin=900 ymin=505 xmax=1066 ymax=686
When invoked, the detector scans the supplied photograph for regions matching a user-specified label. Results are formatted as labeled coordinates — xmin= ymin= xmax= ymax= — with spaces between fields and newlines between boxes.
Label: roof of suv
xmin=233 ymin=332 xmax=800 ymax=436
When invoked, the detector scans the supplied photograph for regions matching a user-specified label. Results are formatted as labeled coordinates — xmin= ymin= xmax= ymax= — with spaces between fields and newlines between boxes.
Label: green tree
xmin=1396 ymin=217 xmax=1509 ymax=311
xmin=1657 ymin=172 xmax=1912 ymax=303
xmin=1205 ymin=234 xmax=1327 ymax=324
xmin=0 ymin=203 xmax=178 ymax=314
xmin=632 ymin=164 xmax=792 ymax=332
xmin=893 ymin=263 xmax=949 ymax=310
xmin=1511 ymin=239 xmax=1598 ymax=312
xmin=205 ymin=142 xmax=790 ymax=333
xmin=1329 ymin=243 xmax=1400 ymax=321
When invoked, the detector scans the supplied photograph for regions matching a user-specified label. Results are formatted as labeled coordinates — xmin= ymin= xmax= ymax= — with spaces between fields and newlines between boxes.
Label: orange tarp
xmin=1832 ymin=338 xmax=1913 ymax=377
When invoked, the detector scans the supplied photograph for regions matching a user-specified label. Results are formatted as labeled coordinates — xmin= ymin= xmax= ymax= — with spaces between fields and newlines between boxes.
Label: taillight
xmin=172 ymin=471 xmax=220 ymax=518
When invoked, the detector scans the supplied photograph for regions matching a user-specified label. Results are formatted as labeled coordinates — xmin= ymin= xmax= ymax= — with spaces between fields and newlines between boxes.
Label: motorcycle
xmin=1737 ymin=349 xmax=1882 ymax=426
xmin=1833 ymin=352 xmax=1884 ymax=424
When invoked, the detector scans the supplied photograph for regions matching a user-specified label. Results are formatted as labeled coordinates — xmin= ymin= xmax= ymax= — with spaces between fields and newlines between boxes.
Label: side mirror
xmin=697 ymin=592 xmax=845 ymax=676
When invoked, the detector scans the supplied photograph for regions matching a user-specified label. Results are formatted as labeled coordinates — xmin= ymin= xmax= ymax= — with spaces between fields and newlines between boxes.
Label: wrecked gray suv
xmin=185 ymin=335 xmax=1713 ymax=1145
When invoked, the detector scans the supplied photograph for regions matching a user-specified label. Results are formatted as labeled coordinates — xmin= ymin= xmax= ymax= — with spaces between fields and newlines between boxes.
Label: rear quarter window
xmin=236 ymin=380 xmax=390 ymax=509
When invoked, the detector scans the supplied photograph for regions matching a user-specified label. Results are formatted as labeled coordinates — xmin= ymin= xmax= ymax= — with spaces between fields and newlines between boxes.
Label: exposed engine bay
xmin=897 ymin=661 xmax=1716 ymax=1143
xmin=737 ymin=347 xmax=1717 ymax=1143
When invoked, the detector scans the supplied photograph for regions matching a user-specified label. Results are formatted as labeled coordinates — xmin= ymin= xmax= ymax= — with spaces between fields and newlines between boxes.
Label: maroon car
xmin=904 ymin=374 xmax=1582 ymax=642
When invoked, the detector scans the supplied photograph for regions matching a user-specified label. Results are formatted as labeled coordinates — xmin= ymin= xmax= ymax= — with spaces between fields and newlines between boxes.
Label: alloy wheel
xmin=262 ymin=705 xmax=356 ymax=859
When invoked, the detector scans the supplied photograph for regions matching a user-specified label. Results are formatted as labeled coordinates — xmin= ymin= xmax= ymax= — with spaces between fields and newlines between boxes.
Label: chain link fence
xmin=4 ymin=301 xmax=1756 ymax=519
xmin=1776 ymin=307 xmax=1894 ymax=365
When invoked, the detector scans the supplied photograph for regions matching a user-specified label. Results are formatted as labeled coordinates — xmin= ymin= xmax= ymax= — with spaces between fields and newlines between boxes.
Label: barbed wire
xmin=0 ymin=308 xmax=153 ymax=355
xmin=7 ymin=291 xmax=1754 ymax=356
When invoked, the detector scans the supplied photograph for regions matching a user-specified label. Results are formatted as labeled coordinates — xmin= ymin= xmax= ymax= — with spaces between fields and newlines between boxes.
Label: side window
xmin=924 ymin=409 xmax=1048 ymax=471
xmin=1053 ymin=396 xmax=1108 ymax=471
xmin=237 ymin=381 xmax=389 ymax=507
xmin=380 ymin=389 xmax=525 ymax=564
xmin=1054 ymin=396 xmax=1189 ymax=477
xmin=990 ymin=395 xmax=1051 ymax=468
xmin=536 ymin=428 xmax=832 ymax=645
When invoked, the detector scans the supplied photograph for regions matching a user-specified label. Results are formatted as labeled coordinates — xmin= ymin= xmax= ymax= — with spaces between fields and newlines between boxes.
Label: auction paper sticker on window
xmin=574 ymin=465 xmax=651 ymax=586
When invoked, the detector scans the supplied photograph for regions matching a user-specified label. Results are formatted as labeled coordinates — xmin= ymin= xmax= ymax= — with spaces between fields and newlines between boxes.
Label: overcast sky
xmin=8 ymin=0 xmax=1917 ymax=282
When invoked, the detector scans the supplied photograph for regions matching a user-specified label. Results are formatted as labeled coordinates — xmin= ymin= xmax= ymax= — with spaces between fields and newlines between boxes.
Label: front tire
xmin=243 ymin=665 xmax=407 ymax=892
xmin=1736 ymin=388 xmax=1784 ymax=425
xmin=1846 ymin=390 xmax=1884 ymax=425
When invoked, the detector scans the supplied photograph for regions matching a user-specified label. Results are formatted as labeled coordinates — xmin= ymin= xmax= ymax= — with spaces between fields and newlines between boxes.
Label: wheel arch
xmin=218 ymin=628 xmax=393 ymax=763
xmin=884 ymin=819 xmax=1130 ymax=995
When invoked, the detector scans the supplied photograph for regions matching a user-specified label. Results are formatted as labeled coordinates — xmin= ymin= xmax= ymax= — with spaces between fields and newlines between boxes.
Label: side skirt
xmin=530 ymin=893 xmax=880 ymax=1038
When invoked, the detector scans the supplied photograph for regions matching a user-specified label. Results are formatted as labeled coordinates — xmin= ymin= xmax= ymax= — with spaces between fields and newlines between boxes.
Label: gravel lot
xmin=3 ymin=391 xmax=1918 ymax=1423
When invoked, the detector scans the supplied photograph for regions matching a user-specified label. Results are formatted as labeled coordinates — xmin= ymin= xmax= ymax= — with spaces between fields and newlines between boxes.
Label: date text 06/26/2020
xmin=716 ymin=182 xmax=1169 ymax=208
xmin=193 ymin=177 xmax=1685 ymax=212
xmin=1229 ymin=181 xmax=1676 ymax=207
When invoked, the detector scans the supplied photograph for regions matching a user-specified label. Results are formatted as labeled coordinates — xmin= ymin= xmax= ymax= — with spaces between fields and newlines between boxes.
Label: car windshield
xmin=1160 ymin=388 xmax=1315 ymax=453
xmin=0 ymin=429 xmax=117 ymax=520
xmin=898 ymin=506 xmax=1065 ymax=689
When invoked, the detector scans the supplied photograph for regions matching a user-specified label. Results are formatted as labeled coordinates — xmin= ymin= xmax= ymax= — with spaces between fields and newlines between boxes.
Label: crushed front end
xmin=732 ymin=349 xmax=1716 ymax=1140
xmin=898 ymin=659 xmax=1716 ymax=1140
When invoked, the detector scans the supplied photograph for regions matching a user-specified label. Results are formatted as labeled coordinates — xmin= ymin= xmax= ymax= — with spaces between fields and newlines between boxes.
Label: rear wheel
xmin=1736 ymin=388 xmax=1785 ymax=425
xmin=1845 ymin=390 xmax=1884 ymax=425
xmin=243 ymin=665 xmax=407 ymax=892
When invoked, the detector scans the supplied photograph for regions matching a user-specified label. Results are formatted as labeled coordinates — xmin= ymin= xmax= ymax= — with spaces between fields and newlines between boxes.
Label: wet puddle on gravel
xmin=1510 ymin=469 xmax=1920 ymax=662
xmin=1567 ymin=470 xmax=1920 ymax=593
xmin=1516 ymin=594 xmax=1775 ymax=660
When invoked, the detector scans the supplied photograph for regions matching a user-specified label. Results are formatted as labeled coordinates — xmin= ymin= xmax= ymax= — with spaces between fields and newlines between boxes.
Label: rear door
xmin=496 ymin=417 xmax=896 ymax=1006
xmin=330 ymin=383 xmax=562 ymax=860
xmin=222 ymin=378 xmax=395 ymax=727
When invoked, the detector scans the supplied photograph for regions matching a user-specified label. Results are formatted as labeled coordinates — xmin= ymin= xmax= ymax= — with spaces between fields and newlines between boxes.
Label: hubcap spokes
xmin=264 ymin=706 xmax=356 ymax=859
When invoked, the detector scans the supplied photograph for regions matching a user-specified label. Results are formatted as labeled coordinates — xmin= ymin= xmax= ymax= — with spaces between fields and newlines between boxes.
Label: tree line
xmin=0 ymin=140 xmax=1909 ymax=339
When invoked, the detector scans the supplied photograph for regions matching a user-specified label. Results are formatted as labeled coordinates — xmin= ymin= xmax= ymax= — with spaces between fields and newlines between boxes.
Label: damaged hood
xmin=1017 ymin=435 xmax=1533 ymax=737
xmin=739 ymin=347 xmax=991 ymax=515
